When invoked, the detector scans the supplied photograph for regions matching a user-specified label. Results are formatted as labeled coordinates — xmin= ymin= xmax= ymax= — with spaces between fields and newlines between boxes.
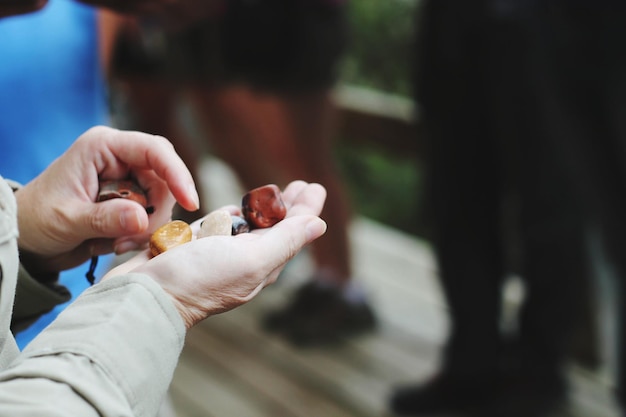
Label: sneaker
xmin=262 ymin=281 xmax=376 ymax=347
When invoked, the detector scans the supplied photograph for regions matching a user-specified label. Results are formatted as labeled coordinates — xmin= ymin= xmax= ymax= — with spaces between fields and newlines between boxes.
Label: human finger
xmin=283 ymin=183 xmax=327 ymax=218
xmin=281 ymin=180 xmax=309 ymax=206
xmin=81 ymin=127 xmax=199 ymax=212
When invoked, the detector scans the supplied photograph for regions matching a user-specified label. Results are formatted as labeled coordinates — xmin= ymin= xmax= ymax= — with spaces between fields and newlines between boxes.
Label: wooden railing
xmin=333 ymin=84 xmax=420 ymax=158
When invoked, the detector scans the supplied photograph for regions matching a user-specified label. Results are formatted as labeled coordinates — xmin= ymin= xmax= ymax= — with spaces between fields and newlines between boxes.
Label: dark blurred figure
xmin=388 ymin=1 xmax=626 ymax=416
xmin=110 ymin=0 xmax=377 ymax=347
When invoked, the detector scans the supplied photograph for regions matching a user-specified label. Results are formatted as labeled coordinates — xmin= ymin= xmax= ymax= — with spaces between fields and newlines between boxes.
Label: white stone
xmin=198 ymin=209 xmax=233 ymax=238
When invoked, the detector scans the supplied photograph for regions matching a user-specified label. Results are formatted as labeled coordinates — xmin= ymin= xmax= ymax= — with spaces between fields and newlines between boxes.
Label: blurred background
xmin=3 ymin=0 xmax=623 ymax=415
xmin=106 ymin=0 xmax=437 ymax=415
xmin=334 ymin=0 xmax=421 ymax=238
xmin=103 ymin=1 xmax=620 ymax=416
xmin=108 ymin=0 xmax=423 ymax=240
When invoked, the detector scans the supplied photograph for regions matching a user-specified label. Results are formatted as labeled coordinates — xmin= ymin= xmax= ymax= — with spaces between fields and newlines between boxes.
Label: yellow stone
xmin=149 ymin=220 xmax=192 ymax=257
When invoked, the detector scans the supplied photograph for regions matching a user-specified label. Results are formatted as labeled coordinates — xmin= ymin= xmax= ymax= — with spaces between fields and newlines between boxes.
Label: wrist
xmin=13 ymin=181 xmax=57 ymax=259
xmin=164 ymin=293 xmax=203 ymax=330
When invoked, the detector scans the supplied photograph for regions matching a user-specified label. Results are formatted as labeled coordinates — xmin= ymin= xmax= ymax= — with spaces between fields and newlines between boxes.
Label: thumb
xmin=82 ymin=199 xmax=150 ymax=238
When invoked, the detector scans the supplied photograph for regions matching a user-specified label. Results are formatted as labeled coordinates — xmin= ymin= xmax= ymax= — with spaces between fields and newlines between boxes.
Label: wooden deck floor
xmin=167 ymin=216 xmax=442 ymax=417
xmin=164 ymin=158 xmax=621 ymax=417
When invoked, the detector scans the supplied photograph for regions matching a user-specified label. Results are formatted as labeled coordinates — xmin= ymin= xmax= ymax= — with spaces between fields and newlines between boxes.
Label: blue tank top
xmin=0 ymin=0 xmax=112 ymax=348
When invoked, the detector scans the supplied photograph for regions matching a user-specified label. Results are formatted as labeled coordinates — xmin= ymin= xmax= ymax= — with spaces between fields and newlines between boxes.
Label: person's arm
xmin=11 ymin=264 xmax=70 ymax=333
xmin=0 ymin=126 xmax=197 ymax=415
xmin=1 ymin=185 xmax=325 ymax=416
xmin=0 ymin=181 xmax=71 ymax=332
xmin=0 ymin=274 xmax=184 ymax=417
xmin=0 ymin=127 xmax=326 ymax=415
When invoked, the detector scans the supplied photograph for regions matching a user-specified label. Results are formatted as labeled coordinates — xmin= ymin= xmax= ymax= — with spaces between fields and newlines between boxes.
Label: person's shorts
xmin=112 ymin=0 xmax=348 ymax=93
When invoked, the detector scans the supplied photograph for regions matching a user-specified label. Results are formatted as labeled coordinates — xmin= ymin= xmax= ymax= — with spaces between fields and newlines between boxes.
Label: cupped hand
xmin=104 ymin=181 xmax=327 ymax=329
xmin=15 ymin=126 xmax=199 ymax=274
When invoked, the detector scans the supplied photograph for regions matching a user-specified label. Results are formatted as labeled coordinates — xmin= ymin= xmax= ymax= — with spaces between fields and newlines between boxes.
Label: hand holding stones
xmin=149 ymin=184 xmax=287 ymax=256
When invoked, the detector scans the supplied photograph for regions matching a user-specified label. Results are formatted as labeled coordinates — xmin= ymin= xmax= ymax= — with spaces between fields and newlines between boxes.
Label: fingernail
xmin=189 ymin=183 xmax=200 ymax=210
xmin=120 ymin=209 xmax=144 ymax=231
xmin=305 ymin=218 xmax=327 ymax=243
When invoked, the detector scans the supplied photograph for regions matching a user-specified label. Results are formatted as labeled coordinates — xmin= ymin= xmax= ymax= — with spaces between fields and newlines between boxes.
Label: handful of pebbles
xmin=149 ymin=184 xmax=287 ymax=256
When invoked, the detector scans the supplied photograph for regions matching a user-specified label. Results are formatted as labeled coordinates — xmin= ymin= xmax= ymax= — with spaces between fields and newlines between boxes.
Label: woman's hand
xmin=105 ymin=181 xmax=328 ymax=329
xmin=15 ymin=126 xmax=199 ymax=274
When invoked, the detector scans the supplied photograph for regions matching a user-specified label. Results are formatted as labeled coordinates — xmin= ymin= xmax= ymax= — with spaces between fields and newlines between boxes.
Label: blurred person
xmin=388 ymin=1 xmax=607 ymax=416
xmin=0 ymin=125 xmax=327 ymax=416
xmin=0 ymin=0 xmax=108 ymax=194
xmin=110 ymin=0 xmax=377 ymax=347
xmin=0 ymin=0 xmax=117 ymax=347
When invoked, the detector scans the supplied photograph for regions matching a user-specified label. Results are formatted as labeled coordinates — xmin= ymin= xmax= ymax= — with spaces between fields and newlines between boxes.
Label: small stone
xmin=242 ymin=184 xmax=287 ymax=229
xmin=231 ymin=215 xmax=250 ymax=235
xmin=149 ymin=220 xmax=192 ymax=257
xmin=198 ymin=209 xmax=233 ymax=238
xmin=98 ymin=179 xmax=148 ymax=209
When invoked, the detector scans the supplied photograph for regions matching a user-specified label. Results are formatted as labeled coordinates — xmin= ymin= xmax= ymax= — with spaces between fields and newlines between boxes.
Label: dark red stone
xmin=242 ymin=184 xmax=287 ymax=229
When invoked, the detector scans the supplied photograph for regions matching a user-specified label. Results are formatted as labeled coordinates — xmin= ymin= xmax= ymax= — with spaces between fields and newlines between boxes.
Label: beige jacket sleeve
xmin=11 ymin=264 xmax=72 ymax=333
xmin=0 ymin=274 xmax=186 ymax=417
xmin=0 ymin=178 xmax=186 ymax=416
xmin=3 ymin=178 xmax=72 ymax=332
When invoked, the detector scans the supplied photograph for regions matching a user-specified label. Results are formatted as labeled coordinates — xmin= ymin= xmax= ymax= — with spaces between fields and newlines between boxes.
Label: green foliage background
xmin=342 ymin=0 xmax=418 ymax=96
xmin=335 ymin=0 xmax=423 ymax=237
